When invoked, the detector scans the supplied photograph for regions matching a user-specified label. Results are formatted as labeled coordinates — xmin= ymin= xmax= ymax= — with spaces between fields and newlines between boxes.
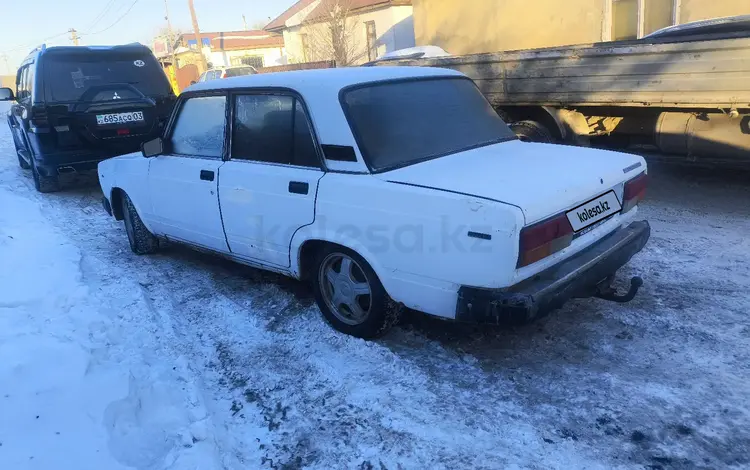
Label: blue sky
xmin=0 ymin=0 xmax=298 ymax=74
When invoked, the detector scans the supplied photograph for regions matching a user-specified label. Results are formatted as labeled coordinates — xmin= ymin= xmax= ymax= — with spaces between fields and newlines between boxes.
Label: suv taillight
xmin=29 ymin=106 xmax=50 ymax=133
xmin=517 ymin=213 xmax=573 ymax=268
xmin=622 ymin=172 xmax=648 ymax=213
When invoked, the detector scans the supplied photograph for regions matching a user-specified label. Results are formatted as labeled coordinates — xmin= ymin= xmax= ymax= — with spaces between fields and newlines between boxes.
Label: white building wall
xmin=281 ymin=5 xmax=415 ymax=65
xmin=207 ymin=46 xmax=286 ymax=68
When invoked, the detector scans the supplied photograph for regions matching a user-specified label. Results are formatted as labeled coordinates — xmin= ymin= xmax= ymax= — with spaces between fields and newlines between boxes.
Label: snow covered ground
xmin=0 ymin=102 xmax=749 ymax=469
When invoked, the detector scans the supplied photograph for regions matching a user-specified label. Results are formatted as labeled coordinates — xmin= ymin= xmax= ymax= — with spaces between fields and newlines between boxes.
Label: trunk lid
xmin=378 ymin=140 xmax=645 ymax=224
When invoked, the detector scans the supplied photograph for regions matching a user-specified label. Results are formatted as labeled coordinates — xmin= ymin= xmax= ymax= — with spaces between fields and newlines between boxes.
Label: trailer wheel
xmin=510 ymin=120 xmax=555 ymax=143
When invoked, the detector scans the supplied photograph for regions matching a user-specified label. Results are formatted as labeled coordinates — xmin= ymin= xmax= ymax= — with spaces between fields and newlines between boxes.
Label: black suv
xmin=0 ymin=44 xmax=176 ymax=192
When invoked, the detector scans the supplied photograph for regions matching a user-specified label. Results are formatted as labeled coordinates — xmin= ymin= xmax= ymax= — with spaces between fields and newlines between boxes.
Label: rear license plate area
xmin=96 ymin=111 xmax=145 ymax=126
xmin=566 ymin=190 xmax=622 ymax=232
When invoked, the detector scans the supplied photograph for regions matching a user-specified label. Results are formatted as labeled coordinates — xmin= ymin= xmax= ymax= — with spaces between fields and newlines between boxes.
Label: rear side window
xmin=43 ymin=51 xmax=172 ymax=103
xmin=231 ymin=94 xmax=319 ymax=167
xmin=17 ymin=66 xmax=30 ymax=102
xmin=170 ymin=95 xmax=227 ymax=157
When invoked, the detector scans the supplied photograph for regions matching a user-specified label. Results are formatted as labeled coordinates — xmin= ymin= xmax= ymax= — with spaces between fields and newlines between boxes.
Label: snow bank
xmin=0 ymin=186 xmax=221 ymax=469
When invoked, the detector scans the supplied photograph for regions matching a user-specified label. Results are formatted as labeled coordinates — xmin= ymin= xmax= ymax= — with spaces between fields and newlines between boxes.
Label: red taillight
xmin=116 ymin=128 xmax=130 ymax=135
xmin=623 ymin=172 xmax=648 ymax=213
xmin=518 ymin=213 xmax=574 ymax=268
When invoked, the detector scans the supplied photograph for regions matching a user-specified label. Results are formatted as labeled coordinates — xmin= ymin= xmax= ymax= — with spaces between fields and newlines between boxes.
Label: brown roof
xmin=264 ymin=0 xmax=318 ymax=32
xmin=180 ymin=30 xmax=284 ymax=51
xmin=265 ymin=0 xmax=411 ymax=31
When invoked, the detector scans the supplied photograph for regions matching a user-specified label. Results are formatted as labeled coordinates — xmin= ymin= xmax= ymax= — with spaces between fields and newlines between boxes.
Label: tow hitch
xmin=593 ymin=275 xmax=643 ymax=303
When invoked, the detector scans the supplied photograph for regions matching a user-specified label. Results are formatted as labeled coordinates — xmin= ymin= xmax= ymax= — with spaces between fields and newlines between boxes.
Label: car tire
xmin=121 ymin=193 xmax=159 ymax=255
xmin=30 ymin=159 xmax=60 ymax=193
xmin=510 ymin=120 xmax=555 ymax=143
xmin=312 ymin=245 xmax=400 ymax=339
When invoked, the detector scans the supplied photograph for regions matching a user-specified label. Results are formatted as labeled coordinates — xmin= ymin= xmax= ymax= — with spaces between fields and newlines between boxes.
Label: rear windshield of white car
xmin=341 ymin=77 xmax=516 ymax=172
xmin=43 ymin=51 xmax=172 ymax=103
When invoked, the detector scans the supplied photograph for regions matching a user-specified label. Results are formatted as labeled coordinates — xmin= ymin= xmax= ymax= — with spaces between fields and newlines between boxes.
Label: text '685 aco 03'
xmin=97 ymin=66 xmax=650 ymax=339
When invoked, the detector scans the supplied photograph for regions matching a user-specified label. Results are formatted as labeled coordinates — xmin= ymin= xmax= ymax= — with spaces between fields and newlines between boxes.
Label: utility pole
xmin=164 ymin=0 xmax=178 ymax=69
xmin=188 ymin=0 xmax=208 ymax=72
xmin=69 ymin=28 xmax=80 ymax=46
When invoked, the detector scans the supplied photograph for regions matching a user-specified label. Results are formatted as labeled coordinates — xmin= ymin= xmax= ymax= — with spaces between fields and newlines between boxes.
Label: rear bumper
xmin=455 ymin=221 xmax=651 ymax=324
xmin=27 ymin=134 xmax=145 ymax=176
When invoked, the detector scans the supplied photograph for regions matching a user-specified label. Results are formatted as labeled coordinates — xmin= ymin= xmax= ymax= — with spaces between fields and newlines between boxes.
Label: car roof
xmin=185 ymin=66 xmax=465 ymax=95
xmin=23 ymin=43 xmax=152 ymax=65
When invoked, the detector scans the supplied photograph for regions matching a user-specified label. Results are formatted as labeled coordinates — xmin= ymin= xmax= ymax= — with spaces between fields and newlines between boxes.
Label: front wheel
xmin=312 ymin=246 xmax=400 ymax=339
xmin=121 ymin=193 xmax=159 ymax=255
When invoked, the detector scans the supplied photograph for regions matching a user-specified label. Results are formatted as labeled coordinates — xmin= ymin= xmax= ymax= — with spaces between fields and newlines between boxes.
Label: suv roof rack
xmin=29 ymin=43 xmax=47 ymax=55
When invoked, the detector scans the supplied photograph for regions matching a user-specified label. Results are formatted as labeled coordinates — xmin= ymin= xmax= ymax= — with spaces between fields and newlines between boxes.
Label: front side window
xmin=231 ymin=94 xmax=319 ymax=168
xmin=342 ymin=78 xmax=517 ymax=172
xmin=170 ymin=95 xmax=227 ymax=157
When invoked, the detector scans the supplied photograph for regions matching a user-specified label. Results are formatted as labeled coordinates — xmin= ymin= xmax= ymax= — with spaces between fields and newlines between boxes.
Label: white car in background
xmin=196 ymin=65 xmax=258 ymax=83
xmin=98 ymin=67 xmax=650 ymax=338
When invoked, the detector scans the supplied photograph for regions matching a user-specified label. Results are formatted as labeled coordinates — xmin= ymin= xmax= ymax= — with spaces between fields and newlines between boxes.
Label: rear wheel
xmin=121 ymin=193 xmax=159 ymax=255
xmin=30 ymin=159 xmax=60 ymax=193
xmin=312 ymin=246 xmax=400 ymax=339
xmin=510 ymin=120 xmax=555 ymax=143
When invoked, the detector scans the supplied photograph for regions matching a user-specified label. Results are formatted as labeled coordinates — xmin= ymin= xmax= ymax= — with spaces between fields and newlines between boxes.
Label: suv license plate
xmin=566 ymin=191 xmax=622 ymax=232
xmin=96 ymin=111 xmax=145 ymax=125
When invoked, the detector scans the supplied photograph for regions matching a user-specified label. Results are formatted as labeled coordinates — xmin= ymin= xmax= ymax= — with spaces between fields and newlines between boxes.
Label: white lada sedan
xmin=98 ymin=67 xmax=650 ymax=338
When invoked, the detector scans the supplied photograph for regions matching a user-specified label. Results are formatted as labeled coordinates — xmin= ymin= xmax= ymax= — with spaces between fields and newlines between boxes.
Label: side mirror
xmin=141 ymin=137 xmax=164 ymax=158
xmin=0 ymin=87 xmax=15 ymax=101
xmin=190 ymin=80 xmax=197 ymax=85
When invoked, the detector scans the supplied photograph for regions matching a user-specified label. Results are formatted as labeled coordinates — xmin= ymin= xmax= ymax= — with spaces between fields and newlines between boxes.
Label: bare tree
xmin=303 ymin=0 xmax=365 ymax=66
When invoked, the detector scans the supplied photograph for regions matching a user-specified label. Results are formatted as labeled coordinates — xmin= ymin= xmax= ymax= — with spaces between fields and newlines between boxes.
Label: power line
xmin=85 ymin=0 xmax=120 ymax=32
xmin=83 ymin=0 xmax=140 ymax=36
xmin=0 ymin=31 xmax=69 ymax=55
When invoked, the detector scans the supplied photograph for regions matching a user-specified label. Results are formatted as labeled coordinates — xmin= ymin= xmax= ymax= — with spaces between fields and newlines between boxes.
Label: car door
xmin=147 ymin=93 xmax=230 ymax=253
xmin=219 ymin=92 xmax=325 ymax=267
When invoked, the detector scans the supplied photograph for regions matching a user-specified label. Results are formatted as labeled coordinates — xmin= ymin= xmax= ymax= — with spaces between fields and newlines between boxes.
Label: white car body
xmin=99 ymin=67 xmax=649 ymax=331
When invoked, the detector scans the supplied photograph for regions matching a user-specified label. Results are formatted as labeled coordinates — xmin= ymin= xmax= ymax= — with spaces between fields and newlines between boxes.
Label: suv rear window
xmin=43 ymin=51 xmax=172 ymax=103
xmin=342 ymin=78 xmax=516 ymax=172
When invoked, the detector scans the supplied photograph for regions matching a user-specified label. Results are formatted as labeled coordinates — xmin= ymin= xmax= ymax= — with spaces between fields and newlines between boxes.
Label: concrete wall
xmin=415 ymin=0 xmax=750 ymax=55
xmin=614 ymin=0 xmax=638 ymax=40
xmin=0 ymin=75 xmax=14 ymax=89
xmin=413 ymin=0 xmax=606 ymax=55
xmin=681 ymin=0 xmax=750 ymax=23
